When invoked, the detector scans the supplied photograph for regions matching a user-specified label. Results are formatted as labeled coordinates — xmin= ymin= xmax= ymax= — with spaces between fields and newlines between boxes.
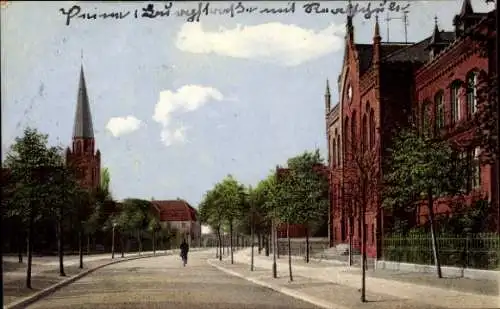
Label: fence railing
xmin=383 ymin=233 xmax=500 ymax=270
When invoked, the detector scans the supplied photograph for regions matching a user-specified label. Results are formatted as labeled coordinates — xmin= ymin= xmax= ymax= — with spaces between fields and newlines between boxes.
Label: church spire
xmin=346 ymin=0 xmax=354 ymax=42
xmin=374 ymin=14 xmax=381 ymax=39
xmin=73 ymin=60 xmax=94 ymax=139
xmin=459 ymin=0 xmax=473 ymax=17
xmin=325 ymin=79 xmax=331 ymax=113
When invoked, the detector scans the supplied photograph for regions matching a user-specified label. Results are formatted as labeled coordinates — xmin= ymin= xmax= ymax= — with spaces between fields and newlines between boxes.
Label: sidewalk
xmin=231 ymin=248 xmax=499 ymax=309
xmin=2 ymin=250 xmax=175 ymax=307
xmin=210 ymin=259 xmax=441 ymax=309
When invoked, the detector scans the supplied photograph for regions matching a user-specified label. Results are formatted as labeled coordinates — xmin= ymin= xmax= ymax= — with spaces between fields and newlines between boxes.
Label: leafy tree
xmin=44 ymin=158 xmax=81 ymax=277
xmin=199 ymin=185 xmax=226 ymax=260
xmin=382 ymin=129 xmax=467 ymax=278
xmin=279 ymin=150 xmax=329 ymax=263
xmin=343 ymin=129 xmax=382 ymax=302
xmin=4 ymin=128 xmax=63 ymax=288
xmin=216 ymin=175 xmax=246 ymax=264
xmin=119 ymin=198 xmax=151 ymax=254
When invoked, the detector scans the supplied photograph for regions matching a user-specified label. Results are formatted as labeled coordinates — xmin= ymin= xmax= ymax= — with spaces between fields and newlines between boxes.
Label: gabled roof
xmin=355 ymin=44 xmax=411 ymax=74
xmin=382 ymin=32 xmax=455 ymax=64
xmin=152 ymin=199 xmax=197 ymax=222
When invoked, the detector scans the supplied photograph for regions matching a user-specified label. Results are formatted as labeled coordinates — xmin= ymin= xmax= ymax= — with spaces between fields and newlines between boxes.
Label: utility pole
xmin=385 ymin=11 xmax=409 ymax=43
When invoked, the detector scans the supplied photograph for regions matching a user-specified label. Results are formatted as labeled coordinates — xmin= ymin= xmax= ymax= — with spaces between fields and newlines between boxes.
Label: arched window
xmin=369 ymin=109 xmax=375 ymax=147
xmin=351 ymin=111 xmax=357 ymax=152
xmin=421 ymin=100 xmax=431 ymax=135
xmin=466 ymin=71 xmax=478 ymax=117
xmin=336 ymin=135 xmax=341 ymax=166
xmin=435 ymin=91 xmax=445 ymax=131
xmin=344 ymin=117 xmax=349 ymax=153
xmin=362 ymin=115 xmax=367 ymax=152
xmin=332 ymin=138 xmax=337 ymax=167
xmin=450 ymin=80 xmax=462 ymax=123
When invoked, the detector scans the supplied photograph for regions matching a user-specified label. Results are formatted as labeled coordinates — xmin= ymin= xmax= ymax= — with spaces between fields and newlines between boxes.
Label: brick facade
xmin=326 ymin=1 xmax=497 ymax=258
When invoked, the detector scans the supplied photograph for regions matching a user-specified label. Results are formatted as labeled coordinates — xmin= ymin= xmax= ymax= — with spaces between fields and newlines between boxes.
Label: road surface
xmin=27 ymin=251 xmax=322 ymax=309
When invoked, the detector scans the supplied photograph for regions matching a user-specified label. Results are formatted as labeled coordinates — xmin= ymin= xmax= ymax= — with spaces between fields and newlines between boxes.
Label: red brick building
xmin=66 ymin=65 xmax=101 ymax=191
xmin=151 ymin=199 xmax=201 ymax=245
xmin=326 ymin=0 xmax=497 ymax=258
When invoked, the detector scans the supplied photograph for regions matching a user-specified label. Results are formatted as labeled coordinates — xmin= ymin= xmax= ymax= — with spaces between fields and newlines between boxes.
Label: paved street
xmin=26 ymin=251 xmax=322 ymax=309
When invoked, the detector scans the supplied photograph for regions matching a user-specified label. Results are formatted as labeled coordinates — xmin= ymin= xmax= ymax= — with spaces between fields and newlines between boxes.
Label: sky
xmin=1 ymin=1 xmax=495 ymax=206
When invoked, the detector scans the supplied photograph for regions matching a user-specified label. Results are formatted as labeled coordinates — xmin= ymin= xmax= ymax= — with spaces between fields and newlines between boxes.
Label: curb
xmin=207 ymin=259 xmax=348 ymax=309
xmin=4 ymin=251 xmax=171 ymax=309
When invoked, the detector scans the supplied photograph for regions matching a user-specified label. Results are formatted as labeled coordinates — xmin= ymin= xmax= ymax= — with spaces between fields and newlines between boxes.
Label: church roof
xmin=152 ymin=199 xmax=197 ymax=222
xmin=73 ymin=66 xmax=94 ymax=138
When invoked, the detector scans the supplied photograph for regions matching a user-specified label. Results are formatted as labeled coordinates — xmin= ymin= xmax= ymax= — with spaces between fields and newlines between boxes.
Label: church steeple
xmin=427 ymin=16 xmax=447 ymax=59
xmin=325 ymin=79 xmax=331 ymax=113
xmin=459 ymin=0 xmax=473 ymax=17
xmin=346 ymin=0 xmax=354 ymax=42
xmin=68 ymin=55 xmax=101 ymax=191
xmin=73 ymin=65 xmax=94 ymax=139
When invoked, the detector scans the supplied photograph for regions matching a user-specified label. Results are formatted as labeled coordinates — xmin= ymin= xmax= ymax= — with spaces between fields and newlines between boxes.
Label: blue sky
xmin=1 ymin=1 xmax=494 ymax=206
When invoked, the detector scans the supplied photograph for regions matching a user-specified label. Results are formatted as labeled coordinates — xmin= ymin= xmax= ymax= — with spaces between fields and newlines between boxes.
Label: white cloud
xmin=176 ymin=22 xmax=345 ymax=67
xmin=153 ymin=85 xmax=225 ymax=146
xmin=106 ymin=116 xmax=142 ymax=137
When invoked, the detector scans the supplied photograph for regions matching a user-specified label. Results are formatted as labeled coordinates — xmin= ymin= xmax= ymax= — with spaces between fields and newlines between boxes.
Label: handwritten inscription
xmin=59 ymin=1 xmax=411 ymax=26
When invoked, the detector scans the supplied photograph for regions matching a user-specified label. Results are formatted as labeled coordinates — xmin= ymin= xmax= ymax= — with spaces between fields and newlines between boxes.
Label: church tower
xmin=66 ymin=64 xmax=101 ymax=191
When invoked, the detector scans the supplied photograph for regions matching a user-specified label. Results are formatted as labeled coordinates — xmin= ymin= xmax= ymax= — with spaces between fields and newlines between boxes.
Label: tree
xmin=120 ymin=198 xmax=152 ymax=254
xmin=45 ymin=159 xmax=81 ymax=277
xmin=280 ymin=150 xmax=330 ymax=263
xmin=382 ymin=129 xmax=467 ymax=279
xmin=217 ymin=175 xmax=246 ymax=264
xmin=4 ymin=127 xmax=63 ymax=288
xmin=343 ymin=132 xmax=381 ymax=302
xmin=199 ymin=187 xmax=226 ymax=260
xmin=260 ymin=172 xmax=282 ymax=278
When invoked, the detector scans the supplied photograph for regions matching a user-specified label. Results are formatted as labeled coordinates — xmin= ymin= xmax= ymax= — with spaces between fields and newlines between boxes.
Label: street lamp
xmin=111 ymin=222 xmax=117 ymax=259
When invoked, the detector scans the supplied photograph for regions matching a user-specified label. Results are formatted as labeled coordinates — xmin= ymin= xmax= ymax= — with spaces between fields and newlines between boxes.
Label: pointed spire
xmin=459 ymin=0 xmax=473 ymax=16
xmin=374 ymin=14 xmax=380 ymax=39
xmin=73 ymin=64 xmax=94 ymax=138
xmin=429 ymin=16 xmax=443 ymax=46
xmin=325 ymin=79 xmax=331 ymax=112
xmin=346 ymin=0 xmax=354 ymax=41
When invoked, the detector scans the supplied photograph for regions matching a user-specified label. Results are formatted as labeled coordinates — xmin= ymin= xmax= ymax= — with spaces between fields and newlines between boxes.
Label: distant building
xmin=65 ymin=65 xmax=101 ymax=191
xmin=151 ymin=199 xmax=201 ymax=245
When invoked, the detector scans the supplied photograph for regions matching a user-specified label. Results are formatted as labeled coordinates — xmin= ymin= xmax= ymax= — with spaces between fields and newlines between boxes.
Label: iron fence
xmin=383 ymin=233 xmax=500 ymax=270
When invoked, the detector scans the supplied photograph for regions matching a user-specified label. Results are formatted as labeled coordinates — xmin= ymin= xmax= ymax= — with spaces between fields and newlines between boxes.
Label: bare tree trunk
xmin=276 ymin=226 xmax=280 ymax=259
xmin=120 ymin=234 xmax=125 ymax=258
xmin=152 ymin=230 xmax=156 ymax=255
xmin=349 ymin=216 xmax=353 ymax=266
xmin=18 ymin=231 xmax=23 ymax=263
xmin=305 ymin=225 xmax=310 ymax=263
xmin=265 ymin=233 xmax=270 ymax=256
xmin=57 ymin=209 xmax=66 ymax=277
xmin=230 ymin=221 xmax=234 ymax=264
xmin=287 ymin=222 xmax=293 ymax=282
xmin=26 ymin=210 xmax=34 ymax=289
xmin=427 ymin=189 xmax=442 ymax=278
xmin=217 ymin=228 xmax=223 ymax=261
xmin=257 ymin=232 xmax=262 ymax=254
xmin=250 ymin=222 xmax=255 ymax=271
xmin=360 ymin=203 xmax=367 ymax=302
xmin=78 ymin=231 xmax=83 ymax=269
xmin=272 ymin=221 xmax=277 ymax=278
